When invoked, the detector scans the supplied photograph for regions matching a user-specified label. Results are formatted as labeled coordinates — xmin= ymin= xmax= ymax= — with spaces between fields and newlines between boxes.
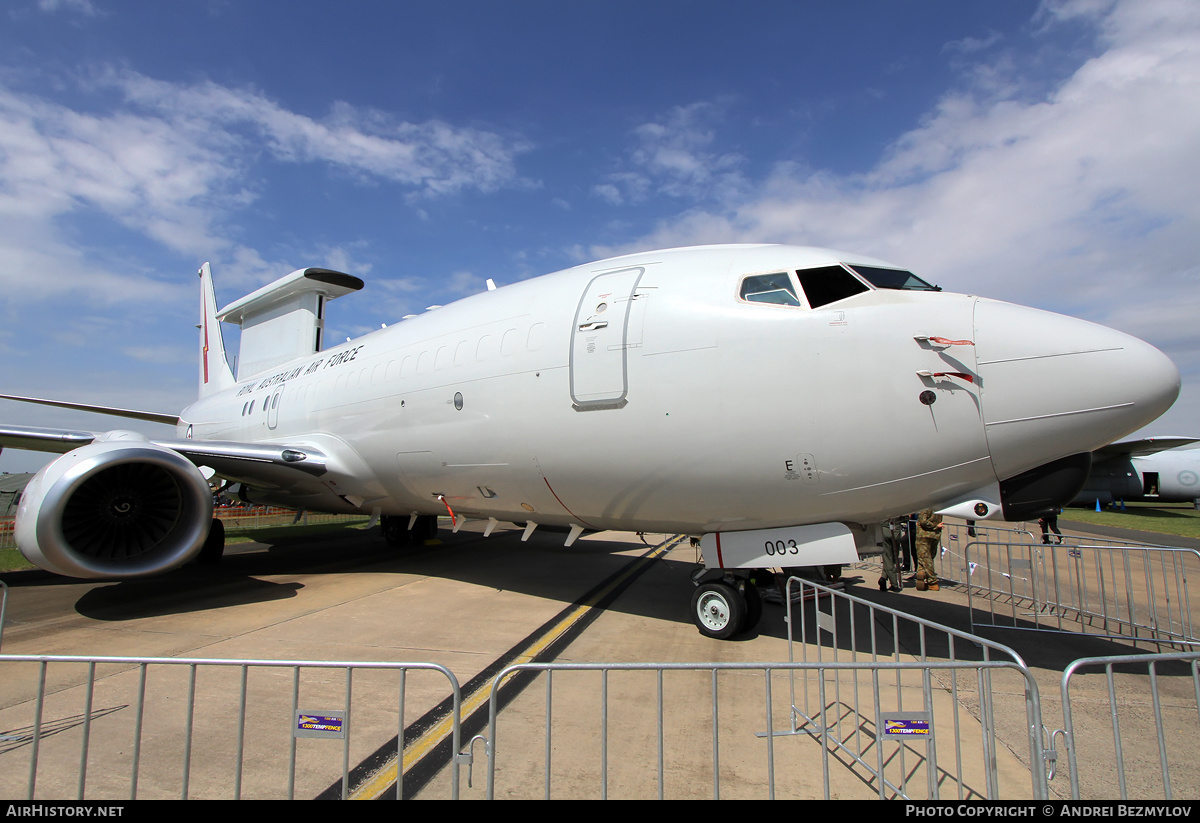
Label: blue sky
xmin=2 ymin=0 xmax=1198 ymax=473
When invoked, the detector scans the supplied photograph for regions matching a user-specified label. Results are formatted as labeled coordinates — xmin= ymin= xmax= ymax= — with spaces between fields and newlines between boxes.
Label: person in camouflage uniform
xmin=879 ymin=518 xmax=904 ymax=592
xmin=915 ymin=508 xmax=942 ymax=591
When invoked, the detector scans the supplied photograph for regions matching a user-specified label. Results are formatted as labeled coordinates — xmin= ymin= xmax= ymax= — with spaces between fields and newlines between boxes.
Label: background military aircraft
xmin=1074 ymin=437 xmax=1200 ymax=508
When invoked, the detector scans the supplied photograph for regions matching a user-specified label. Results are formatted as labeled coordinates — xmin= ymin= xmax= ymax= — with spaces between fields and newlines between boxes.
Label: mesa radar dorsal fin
xmin=215 ymin=267 xmax=364 ymax=380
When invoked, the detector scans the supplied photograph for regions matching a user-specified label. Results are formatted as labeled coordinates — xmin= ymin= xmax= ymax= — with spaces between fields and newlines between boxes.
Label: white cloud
xmin=595 ymin=101 xmax=747 ymax=206
xmin=0 ymin=79 xmax=252 ymax=306
xmin=0 ymin=213 xmax=186 ymax=305
xmin=110 ymin=72 xmax=532 ymax=197
xmin=36 ymin=0 xmax=98 ymax=16
xmin=944 ymin=31 xmax=1003 ymax=55
xmin=443 ymin=270 xmax=486 ymax=295
xmin=0 ymin=67 xmax=535 ymax=306
xmin=592 ymin=182 xmax=624 ymax=206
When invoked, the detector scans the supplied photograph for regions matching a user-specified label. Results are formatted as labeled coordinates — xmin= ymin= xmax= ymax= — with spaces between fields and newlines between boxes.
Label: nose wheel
xmin=692 ymin=582 xmax=742 ymax=639
xmin=691 ymin=579 xmax=762 ymax=639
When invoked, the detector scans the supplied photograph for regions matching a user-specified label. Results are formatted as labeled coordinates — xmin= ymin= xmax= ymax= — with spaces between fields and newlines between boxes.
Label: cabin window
xmin=477 ymin=334 xmax=495 ymax=361
xmin=846 ymin=264 xmax=939 ymax=291
xmin=739 ymin=272 xmax=801 ymax=307
xmin=528 ymin=322 xmax=546 ymax=350
xmin=795 ymin=265 xmax=870 ymax=308
xmin=500 ymin=328 xmax=518 ymax=356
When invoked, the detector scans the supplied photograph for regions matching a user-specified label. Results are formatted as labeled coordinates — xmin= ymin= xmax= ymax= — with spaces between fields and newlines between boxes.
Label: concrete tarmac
xmin=0 ymin=518 xmax=1196 ymax=800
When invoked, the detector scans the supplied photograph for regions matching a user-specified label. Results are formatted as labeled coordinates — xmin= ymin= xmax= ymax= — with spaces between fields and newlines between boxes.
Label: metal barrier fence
xmin=210 ymin=507 xmax=370 ymax=531
xmin=782 ymin=575 xmax=1048 ymax=800
xmin=477 ymin=658 xmax=1045 ymax=800
xmin=0 ymin=579 xmax=7 ymax=652
xmin=935 ymin=525 xmax=1199 ymax=649
xmin=2 ymin=643 xmax=1195 ymax=800
xmin=1058 ymin=652 xmax=1200 ymax=800
xmin=0 ymin=654 xmax=461 ymax=800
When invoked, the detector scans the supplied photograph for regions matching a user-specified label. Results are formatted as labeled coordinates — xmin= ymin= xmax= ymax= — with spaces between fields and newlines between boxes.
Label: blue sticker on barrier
xmin=296 ymin=712 xmax=345 ymax=739
xmin=882 ymin=714 xmax=932 ymax=738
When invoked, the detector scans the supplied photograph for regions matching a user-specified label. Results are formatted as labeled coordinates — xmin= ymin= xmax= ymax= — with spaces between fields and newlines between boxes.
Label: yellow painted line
xmin=352 ymin=535 xmax=682 ymax=799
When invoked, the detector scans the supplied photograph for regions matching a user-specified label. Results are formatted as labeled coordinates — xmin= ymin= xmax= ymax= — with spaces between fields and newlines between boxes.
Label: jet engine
xmin=15 ymin=432 xmax=213 ymax=579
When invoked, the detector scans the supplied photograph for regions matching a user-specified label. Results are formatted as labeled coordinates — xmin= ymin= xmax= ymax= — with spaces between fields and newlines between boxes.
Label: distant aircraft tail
xmin=199 ymin=262 xmax=236 ymax=398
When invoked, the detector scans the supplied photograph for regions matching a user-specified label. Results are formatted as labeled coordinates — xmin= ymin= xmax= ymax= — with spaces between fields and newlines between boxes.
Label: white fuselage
xmin=177 ymin=245 xmax=1180 ymax=534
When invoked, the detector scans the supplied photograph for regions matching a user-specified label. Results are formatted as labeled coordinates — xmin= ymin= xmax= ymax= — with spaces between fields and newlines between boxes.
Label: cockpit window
xmin=739 ymin=272 xmax=801 ymax=307
xmin=795 ymin=265 xmax=870 ymax=308
xmin=847 ymin=264 xmax=939 ymax=291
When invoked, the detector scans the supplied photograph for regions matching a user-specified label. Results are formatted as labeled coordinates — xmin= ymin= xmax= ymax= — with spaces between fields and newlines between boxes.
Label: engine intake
xmin=15 ymin=436 xmax=214 ymax=579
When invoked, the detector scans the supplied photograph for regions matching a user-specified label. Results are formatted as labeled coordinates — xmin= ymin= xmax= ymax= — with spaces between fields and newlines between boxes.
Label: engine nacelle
xmin=15 ymin=433 xmax=214 ymax=579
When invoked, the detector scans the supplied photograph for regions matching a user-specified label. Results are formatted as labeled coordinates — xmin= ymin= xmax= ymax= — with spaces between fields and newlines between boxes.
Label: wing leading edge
xmin=1094 ymin=437 xmax=1200 ymax=459
xmin=0 ymin=393 xmax=179 ymax=426
xmin=0 ymin=423 xmax=326 ymax=480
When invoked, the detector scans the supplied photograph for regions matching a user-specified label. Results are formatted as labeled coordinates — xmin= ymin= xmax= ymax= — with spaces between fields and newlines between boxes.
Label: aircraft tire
xmin=691 ymin=581 xmax=745 ymax=640
xmin=381 ymin=515 xmax=411 ymax=547
xmin=741 ymin=582 xmax=763 ymax=633
xmin=413 ymin=514 xmax=439 ymax=543
xmin=197 ymin=519 xmax=225 ymax=565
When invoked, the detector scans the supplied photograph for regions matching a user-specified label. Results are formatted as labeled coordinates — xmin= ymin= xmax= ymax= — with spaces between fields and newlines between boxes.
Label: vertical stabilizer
xmin=199 ymin=262 xmax=236 ymax=398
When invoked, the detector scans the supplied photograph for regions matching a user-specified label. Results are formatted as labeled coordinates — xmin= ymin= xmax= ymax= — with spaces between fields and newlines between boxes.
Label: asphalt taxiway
xmin=0 ymin=518 xmax=1196 ymax=800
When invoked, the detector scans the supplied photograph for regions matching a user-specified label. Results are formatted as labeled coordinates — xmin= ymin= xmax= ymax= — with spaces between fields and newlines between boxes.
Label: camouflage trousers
xmin=916 ymin=537 xmax=939 ymax=584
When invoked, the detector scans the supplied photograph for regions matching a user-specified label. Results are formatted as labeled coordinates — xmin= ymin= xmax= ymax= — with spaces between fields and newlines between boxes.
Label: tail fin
xmin=199 ymin=262 xmax=236 ymax=398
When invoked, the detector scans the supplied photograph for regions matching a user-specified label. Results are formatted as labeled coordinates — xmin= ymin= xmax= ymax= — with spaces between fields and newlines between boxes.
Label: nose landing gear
xmin=689 ymin=570 xmax=764 ymax=639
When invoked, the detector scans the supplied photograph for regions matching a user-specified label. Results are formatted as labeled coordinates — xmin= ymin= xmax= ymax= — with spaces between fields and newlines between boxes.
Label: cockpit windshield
xmin=739 ymin=272 xmax=802 ymax=306
xmin=847 ymin=265 xmax=939 ymax=291
xmin=796 ymin=266 xmax=869 ymax=307
xmin=738 ymin=262 xmax=939 ymax=312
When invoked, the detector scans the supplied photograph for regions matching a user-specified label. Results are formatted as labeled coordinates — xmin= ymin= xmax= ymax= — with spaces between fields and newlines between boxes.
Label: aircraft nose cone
xmin=974 ymin=299 xmax=1180 ymax=481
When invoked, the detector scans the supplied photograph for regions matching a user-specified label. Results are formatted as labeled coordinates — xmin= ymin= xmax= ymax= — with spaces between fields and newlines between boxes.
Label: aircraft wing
xmin=0 ymin=393 xmax=179 ymax=425
xmin=1094 ymin=436 xmax=1200 ymax=459
xmin=0 ymin=423 xmax=327 ymax=482
xmin=0 ymin=424 xmax=97 ymax=454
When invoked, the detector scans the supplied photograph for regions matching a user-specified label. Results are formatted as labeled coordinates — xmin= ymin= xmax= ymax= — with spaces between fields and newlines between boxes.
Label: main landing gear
xmin=381 ymin=514 xmax=439 ymax=547
xmin=196 ymin=518 xmax=225 ymax=565
xmin=689 ymin=569 xmax=765 ymax=639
